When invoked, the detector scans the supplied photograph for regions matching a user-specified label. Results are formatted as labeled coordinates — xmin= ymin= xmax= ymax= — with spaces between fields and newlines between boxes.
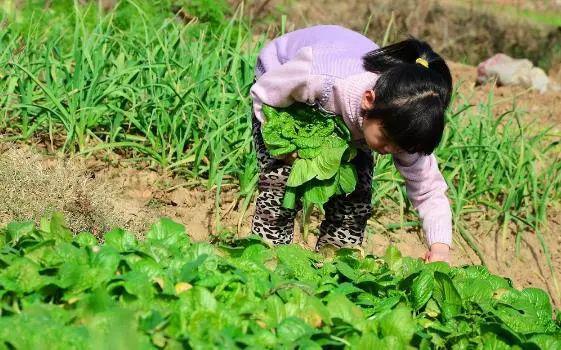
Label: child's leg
xmin=316 ymin=150 xmax=374 ymax=249
xmin=251 ymin=116 xmax=297 ymax=244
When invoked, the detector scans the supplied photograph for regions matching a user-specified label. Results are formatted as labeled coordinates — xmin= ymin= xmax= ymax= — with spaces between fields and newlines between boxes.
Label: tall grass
xmin=1 ymin=1 xmax=258 ymax=191
xmin=1 ymin=1 xmax=560 ymax=279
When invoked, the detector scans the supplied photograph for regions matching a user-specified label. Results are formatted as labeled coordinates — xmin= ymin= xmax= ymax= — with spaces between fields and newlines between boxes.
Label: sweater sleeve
xmin=393 ymin=152 xmax=453 ymax=247
xmin=250 ymin=47 xmax=317 ymax=123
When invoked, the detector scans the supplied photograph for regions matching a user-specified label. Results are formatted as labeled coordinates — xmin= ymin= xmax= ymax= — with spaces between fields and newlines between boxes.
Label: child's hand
xmin=424 ymin=243 xmax=450 ymax=263
xmin=273 ymin=152 xmax=298 ymax=165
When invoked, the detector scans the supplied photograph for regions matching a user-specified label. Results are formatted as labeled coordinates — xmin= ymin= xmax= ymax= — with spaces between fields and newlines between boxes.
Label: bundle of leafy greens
xmin=261 ymin=103 xmax=358 ymax=236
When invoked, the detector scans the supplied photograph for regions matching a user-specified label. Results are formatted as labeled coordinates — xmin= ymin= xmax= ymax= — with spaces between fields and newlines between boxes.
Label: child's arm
xmin=393 ymin=152 xmax=452 ymax=250
xmin=250 ymin=47 xmax=321 ymax=123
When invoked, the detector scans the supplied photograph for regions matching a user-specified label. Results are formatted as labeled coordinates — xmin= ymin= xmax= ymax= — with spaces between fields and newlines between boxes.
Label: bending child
xmin=250 ymin=25 xmax=453 ymax=263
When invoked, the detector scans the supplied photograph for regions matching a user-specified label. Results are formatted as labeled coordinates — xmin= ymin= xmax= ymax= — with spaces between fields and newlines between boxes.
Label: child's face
xmin=362 ymin=118 xmax=401 ymax=155
xmin=361 ymin=90 xmax=402 ymax=155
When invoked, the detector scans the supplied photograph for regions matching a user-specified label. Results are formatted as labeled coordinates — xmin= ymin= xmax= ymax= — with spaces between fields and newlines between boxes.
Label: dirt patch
xmin=0 ymin=145 xmax=123 ymax=235
xmin=93 ymin=164 xmax=254 ymax=241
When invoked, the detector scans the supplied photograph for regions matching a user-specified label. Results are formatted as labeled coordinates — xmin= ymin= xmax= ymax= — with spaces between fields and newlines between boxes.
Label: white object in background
xmin=477 ymin=53 xmax=550 ymax=93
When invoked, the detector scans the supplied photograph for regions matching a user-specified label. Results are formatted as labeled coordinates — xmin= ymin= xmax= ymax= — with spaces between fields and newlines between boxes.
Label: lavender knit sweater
xmin=250 ymin=25 xmax=452 ymax=246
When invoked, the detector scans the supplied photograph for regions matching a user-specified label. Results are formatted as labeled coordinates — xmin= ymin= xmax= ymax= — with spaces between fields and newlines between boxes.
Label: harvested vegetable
xmin=261 ymin=103 xmax=359 ymax=238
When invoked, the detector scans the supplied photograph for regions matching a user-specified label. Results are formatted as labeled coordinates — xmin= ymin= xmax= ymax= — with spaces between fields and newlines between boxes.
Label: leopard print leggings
xmin=251 ymin=116 xmax=374 ymax=250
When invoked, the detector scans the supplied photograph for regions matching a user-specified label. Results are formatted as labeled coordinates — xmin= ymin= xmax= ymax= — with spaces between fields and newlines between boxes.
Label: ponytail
xmin=361 ymin=38 xmax=453 ymax=155
xmin=363 ymin=37 xmax=452 ymax=106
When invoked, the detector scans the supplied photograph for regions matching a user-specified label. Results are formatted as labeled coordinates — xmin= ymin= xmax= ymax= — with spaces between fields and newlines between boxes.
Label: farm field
xmin=0 ymin=0 xmax=561 ymax=348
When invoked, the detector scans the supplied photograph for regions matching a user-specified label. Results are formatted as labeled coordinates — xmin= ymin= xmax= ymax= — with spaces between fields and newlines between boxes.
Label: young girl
xmin=250 ymin=25 xmax=453 ymax=263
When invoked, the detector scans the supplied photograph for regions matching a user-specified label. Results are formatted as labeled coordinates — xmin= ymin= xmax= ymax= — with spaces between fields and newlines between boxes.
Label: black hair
xmin=362 ymin=37 xmax=453 ymax=155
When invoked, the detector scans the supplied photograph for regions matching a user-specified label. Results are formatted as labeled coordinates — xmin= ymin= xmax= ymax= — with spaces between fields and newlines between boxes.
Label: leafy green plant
xmin=261 ymin=103 xmax=358 ymax=238
xmin=0 ymin=214 xmax=559 ymax=349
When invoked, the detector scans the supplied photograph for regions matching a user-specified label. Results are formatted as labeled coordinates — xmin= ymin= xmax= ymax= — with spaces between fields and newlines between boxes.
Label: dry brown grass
xmin=0 ymin=145 xmax=126 ymax=235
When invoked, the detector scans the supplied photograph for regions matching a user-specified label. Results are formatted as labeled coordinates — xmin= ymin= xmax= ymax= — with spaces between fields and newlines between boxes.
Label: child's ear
xmin=361 ymin=90 xmax=375 ymax=110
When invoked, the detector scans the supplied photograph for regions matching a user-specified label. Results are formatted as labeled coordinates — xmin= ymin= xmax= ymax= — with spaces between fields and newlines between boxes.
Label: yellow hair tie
xmin=415 ymin=57 xmax=429 ymax=68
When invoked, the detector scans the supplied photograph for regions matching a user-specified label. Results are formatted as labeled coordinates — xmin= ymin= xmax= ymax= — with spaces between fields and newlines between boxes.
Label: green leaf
xmin=287 ymin=158 xmax=317 ymax=187
xmin=282 ymin=186 xmax=298 ymax=209
xmin=332 ymin=282 xmax=364 ymax=296
xmin=521 ymin=288 xmax=553 ymax=322
xmin=56 ymin=261 xmax=90 ymax=290
xmin=146 ymin=218 xmax=189 ymax=247
xmin=433 ymin=271 xmax=462 ymax=319
xmin=122 ymin=271 xmax=154 ymax=301
xmin=412 ymin=270 xmax=434 ymax=310
xmin=74 ymin=232 xmax=98 ymax=247
xmin=313 ymin=145 xmax=347 ymax=180
xmin=6 ymin=221 xmax=35 ymax=245
xmin=91 ymin=246 xmax=121 ymax=277
xmin=104 ymin=228 xmax=138 ymax=252
xmin=0 ymin=211 xmax=559 ymax=348
xmin=350 ymin=333 xmax=381 ymax=349
xmin=525 ymin=334 xmax=561 ymax=350
xmin=263 ymin=295 xmax=286 ymax=327
xmin=454 ymin=277 xmax=495 ymax=308
xmin=298 ymin=147 xmax=321 ymax=159
xmin=276 ymin=245 xmax=320 ymax=284
xmin=338 ymin=163 xmax=357 ymax=194
xmin=425 ymin=299 xmax=441 ymax=317
xmin=262 ymin=103 xmax=357 ymax=215
xmin=277 ymin=317 xmax=315 ymax=344
xmin=454 ymin=265 xmax=510 ymax=291
xmin=379 ymin=305 xmax=416 ymax=344
xmin=343 ymin=145 xmax=358 ymax=161
xmin=0 ymin=258 xmax=44 ymax=293
xmin=269 ymin=144 xmax=297 ymax=157
xmin=424 ymin=261 xmax=452 ymax=274
xmin=480 ymin=332 xmax=512 ymax=350
xmin=293 ymin=136 xmax=323 ymax=149
xmin=400 ymin=257 xmax=424 ymax=278
xmin=281 ymin=123 xmax=298 ymax=139
xmin=302 ymin=177 xmax=338 ymax=206
xmin=326 ymin=293 xmax=364 ymax=326
xmin=180 ymin=254 xmax=208 ymax=282
xmin=0 ymin=304 xmax=89 ymax=349
xmin=384 ymin=245 xmax=403 ymax=272
xmin=492 ymin=288 xmax=556 ymax=334
xmin=180 ymin=286 xmax=217 ymax=311
xmin=371 ymin=295 xmax=403 ymax=314
xmin=333 ymin=116 xmax=351 ymax=141
xmin=335 ymin=261 xmax=359 ymax=281
xmin=44 ymin=212 xmax=73 ymax=243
